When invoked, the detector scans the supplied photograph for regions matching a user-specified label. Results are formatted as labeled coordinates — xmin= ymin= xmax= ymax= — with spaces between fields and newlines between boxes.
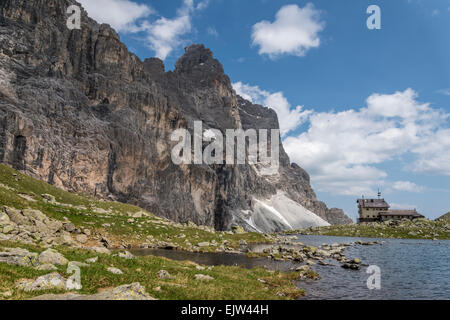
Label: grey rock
xmin=76 ymin=234 xmax=88 ymax=244
xmin=197 ymin=242 xmax=210 ymax=247
xmin=1 ymin=290 xmax=13 ymax=298
xmin=341 ymin=263 xmax=361 ymax=270
xmin=194 ymin=274 xmax=214 ymax=281
xmin=41 ymin=194 xmax=56 ymax=204
xmin=39 ymin=249 xmax=68 ymax=266
xmin=16 ymin=273 xmax=67 ymax=292
xmin=68 ymin=261 xmax=90 ymax=268
xmin=91 ymin=246 xmax=111 ymax=255
xmin=157 ymin=270 xmax=172 ymax=279
xmin=117 ymin=251 xmax=135 ymax=259
xmin=0 ymin=247 xmax=39 ymax=267
xmin=35 ymin=263 xmax=58 ymax=271
xmin=58 ymin=234 xmax=74 ymax=246
xmin=63 ymin=223 xmax=76 ymax=233
xmin=85 ymin=257 xmax=98 ymax=264
xmin=0 ymin=0 xmax=351 ymax=233
xmin=107 ymin=267 xmax=123 ymax=275
xmin=30 ymin=283 xmax=155 ymax=300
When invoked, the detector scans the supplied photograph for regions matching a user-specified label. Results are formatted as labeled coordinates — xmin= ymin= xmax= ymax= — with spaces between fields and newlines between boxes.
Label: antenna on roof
xmin=377 ymin=188 xmax=381 ymax=199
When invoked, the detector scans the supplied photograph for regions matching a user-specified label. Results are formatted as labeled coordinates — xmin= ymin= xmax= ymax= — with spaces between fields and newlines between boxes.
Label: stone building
xmin=357 ymin=198 xmax=424 ymax=223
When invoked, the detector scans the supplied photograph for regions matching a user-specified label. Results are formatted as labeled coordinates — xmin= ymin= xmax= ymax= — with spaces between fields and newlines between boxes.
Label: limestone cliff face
xmin=0 ymin=0 xmax=352 ymax=231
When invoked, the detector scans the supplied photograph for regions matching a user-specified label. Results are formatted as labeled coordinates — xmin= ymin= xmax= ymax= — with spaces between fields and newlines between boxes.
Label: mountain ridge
xmin=0 ymin=0 xmax=352 ymax=232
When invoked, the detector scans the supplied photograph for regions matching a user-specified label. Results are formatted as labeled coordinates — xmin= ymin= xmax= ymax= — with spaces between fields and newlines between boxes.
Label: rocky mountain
xmin=0 ymin=0 xmax=352 ymax=232
xmin=437 ymin=212 xmax=450 ymax=221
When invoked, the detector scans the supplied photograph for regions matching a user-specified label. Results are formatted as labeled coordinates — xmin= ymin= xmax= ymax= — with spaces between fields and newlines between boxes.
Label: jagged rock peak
xmin=143 ymin=58 xmax=165 ymax=76
xmin=175 ymin=44 xmax=225 ymax=76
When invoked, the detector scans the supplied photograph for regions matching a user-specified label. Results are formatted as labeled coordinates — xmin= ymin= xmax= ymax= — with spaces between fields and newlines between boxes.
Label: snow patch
xmin=235 ymin=191 xmax=330 ymax=233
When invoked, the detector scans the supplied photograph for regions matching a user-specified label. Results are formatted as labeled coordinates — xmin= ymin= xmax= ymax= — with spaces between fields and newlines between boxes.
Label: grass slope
xmin=0 ymin=164 xmax=306 ymax=300
xmin=0 ymin=164 xmax=266 ymax=250
xmin=0 ymin=240 xmax=304 ymax=300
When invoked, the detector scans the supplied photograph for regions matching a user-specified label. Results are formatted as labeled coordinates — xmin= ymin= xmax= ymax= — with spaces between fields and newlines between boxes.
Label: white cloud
xmin=412 ymin=128 xmax=450 ymax=175
xmin=366 ymin=88 xmax=431 ymax=119
xmin=196 ymin=0 xmax=210 ymax=11
xmin=207 ymin=27 xmax=219 ymax=38
xmin=78 ymin=0 xmax=153 ymax=32
xmin=251 ymin=3 xmax=325 ymax=59
xmin=280 ymin=89 xmax=450 ymax=196
xmin=392 ymin=181 xmax=423 ymax=193
xmin=80 ymin=0 xmax=209 ymax=60
xmin=140 ymin=0 xmax=204 ymax=60
xmin=233 ymin=85 xmax=450 ymax=194
xmin=233 ymin=82 xmax=311 ymax=136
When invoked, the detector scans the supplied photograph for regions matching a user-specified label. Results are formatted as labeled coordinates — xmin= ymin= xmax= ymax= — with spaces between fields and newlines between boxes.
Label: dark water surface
xmin=132 ymin=247 xmax=298 ymax=271
xmin=132 ymin=235 xmax=450 ymax=300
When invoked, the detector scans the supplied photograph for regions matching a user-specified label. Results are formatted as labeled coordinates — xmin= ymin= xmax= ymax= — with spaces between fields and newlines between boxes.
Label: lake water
xmin=131 ymin=235 xmax=450 ymax=300
xmin=295 ymin=235 xmax=450 ymax=300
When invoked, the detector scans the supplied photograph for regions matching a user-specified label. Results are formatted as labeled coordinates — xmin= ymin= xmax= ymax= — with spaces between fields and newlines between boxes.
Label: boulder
xmin=194 ymin=274 xmax=214 ymax=281
xmin=68 ymin=261 xmax=90 ymax=268
xmin=232 ymin=226 xmax=245 ymax=234
xmin=76 ymin=234 xmax=88 ymax=244
xmin=16 ymin=273 xmax=66 ymax=292
xmin=85 ymin=257 xmax=98 ymax=264
xmin=117 ymin=251 xmax=135 ymax=259
xmin=107 ymin=267 xmax=123 ymax=275
xmin=30 ymin=283 xmax=155 ymax=300
xmin=41 ymin=194 xmax=56 ymax=204
xmin=3 ymin=207 xmax=29 ymax=225
xmin=2 ymin=225 xmax=15 ymax=234
xmin=157 ymin=270 xmax=172 ymax=279
xmin=35 ymin=264 xmax=58 ymax=271
xmin=0 ymin=248 xmax=39 ymax=267
xmin=341 ymin=263 xmax=361 ymax=270
xmin=0 ymin=210 xmax=12 ymax=225
xmin=91 ymin=246 xmax=111 ymax=255
xmin=39 ymin=249 xmax=68 ymax=266
xmin=197 ymin=242 xmax=210 ymax=247
xmin=58 ymin=233 xmax=74 ymax=246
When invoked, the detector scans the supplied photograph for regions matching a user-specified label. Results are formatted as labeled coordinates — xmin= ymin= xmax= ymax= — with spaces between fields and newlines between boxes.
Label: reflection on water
xmin=131 ymin=248 xmax=298 ymax=272
xmin=131 ymin=235 xmax=450 ymax=300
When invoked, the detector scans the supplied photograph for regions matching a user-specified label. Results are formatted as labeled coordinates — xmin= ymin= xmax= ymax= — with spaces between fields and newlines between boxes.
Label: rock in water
xmin=0 ymin=0 xmax=352 ymax=232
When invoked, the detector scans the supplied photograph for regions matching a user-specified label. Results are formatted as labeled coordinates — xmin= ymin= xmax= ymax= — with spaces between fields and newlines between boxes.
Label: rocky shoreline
xmin=289 ymin=219 xmax=450 ymax=240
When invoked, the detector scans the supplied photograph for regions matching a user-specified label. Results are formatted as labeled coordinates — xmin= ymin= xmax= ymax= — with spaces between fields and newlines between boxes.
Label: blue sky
xmin=78 ymin=0 xmax=450 ymax=220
